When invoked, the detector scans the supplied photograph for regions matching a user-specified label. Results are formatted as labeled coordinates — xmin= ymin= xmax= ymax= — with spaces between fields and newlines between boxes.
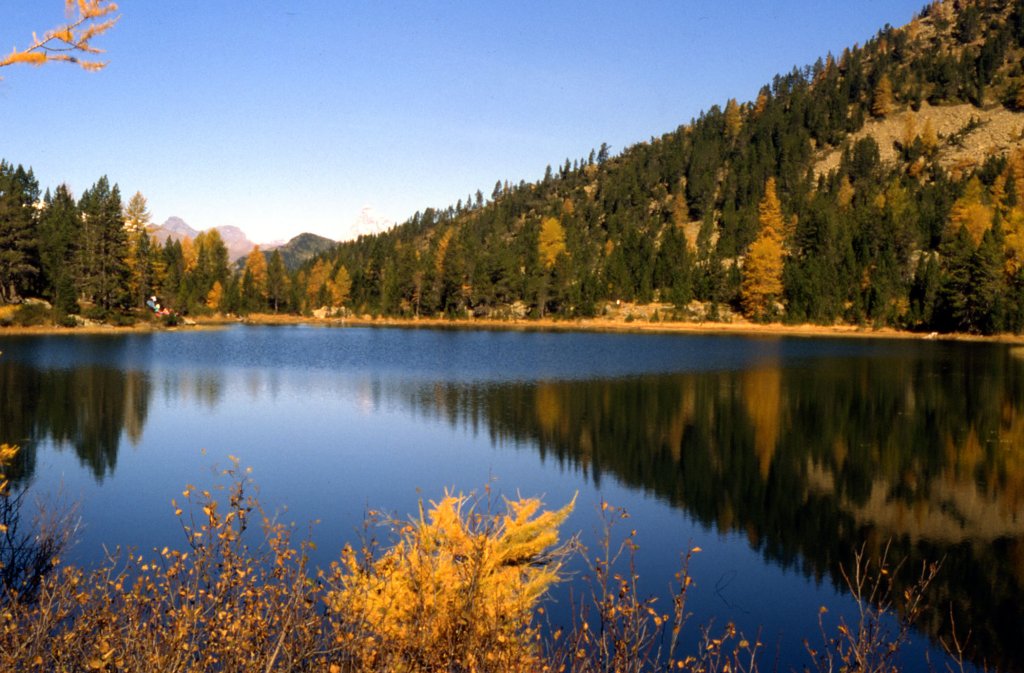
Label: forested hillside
xmin=304 ymin=0 xmax=1024 ymax=334
xmin=6 ymin=0 xmax=1024 ymax=333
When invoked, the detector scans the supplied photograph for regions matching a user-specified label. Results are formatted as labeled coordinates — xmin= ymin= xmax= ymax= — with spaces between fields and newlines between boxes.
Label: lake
xmin=1 ymin=325 xmax=1021 ymax=671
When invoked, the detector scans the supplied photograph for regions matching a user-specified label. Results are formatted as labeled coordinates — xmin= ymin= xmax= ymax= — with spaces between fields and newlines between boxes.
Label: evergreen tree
xmin=653 ymin=222 xmax=693 ymax=306
xmin=37 ymin=184 xmax=79 ymax=314
xmin=266 ymin=249 xmax=288 ymax=313
xmin=0 ymin=162 xmax=40 ymax=303
xmin=77 ymin=176 xmax=128 ymax=311
xmin=937 ymin=225 xmax=975 ymax=332
xmin=967 ymin=224 xmax=1006 ymax=334
xmin=127 ymin=228 xmax=156 ymax=310
xmin=160 ymin=239 xmax=186 ymax=310
xmin=192 ymin=230 xmax=230 ymax=309
xmin=909 ymin=252 xmax=941 ymax=329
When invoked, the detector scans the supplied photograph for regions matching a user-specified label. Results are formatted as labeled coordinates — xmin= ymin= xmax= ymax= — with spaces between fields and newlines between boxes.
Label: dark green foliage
xmin=269 ymin=233 xmax=336 ymax=271
xmin=37 ymin=185 xmax=80 ymax=316
xmin=0 ymin=162 xmax=40 ymax=304
xmin=77 ymin=176 xmax=128 ymax=311
xmin=0 ymin=303 xmax=51 ymax=327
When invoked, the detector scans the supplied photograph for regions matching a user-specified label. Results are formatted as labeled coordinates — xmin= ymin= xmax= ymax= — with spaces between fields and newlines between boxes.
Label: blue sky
xmin=1 ymin=2 xmax=925 ymax=243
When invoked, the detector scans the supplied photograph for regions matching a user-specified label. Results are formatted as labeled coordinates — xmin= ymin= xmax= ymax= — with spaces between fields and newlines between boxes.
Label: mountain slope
xmin=263 ymin=232 xmax=337 ymax=271
xmin=149 ymin=216 xmax=199 ymax=244
xmin=299 ymin=0 xmax=1024 ymax=336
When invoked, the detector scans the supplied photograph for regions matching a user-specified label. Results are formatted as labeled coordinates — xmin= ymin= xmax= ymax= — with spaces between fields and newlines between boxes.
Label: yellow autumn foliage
xmin=0 ymin=1 xmax=119 ymax=73
xmin=947 ymin=176 xmax=993 ymax=245
xmin=0 ymin=444 xmax=16 ymax=533
xmin=206 ymin=280 xmax=224 ymax=310
xmin=327 ymin=491 xmax=574 ymax=672
xmin=742 ymin=178 xmax=786 ymax=320
xmin=538 ymin=216 xmax=568 ymax=269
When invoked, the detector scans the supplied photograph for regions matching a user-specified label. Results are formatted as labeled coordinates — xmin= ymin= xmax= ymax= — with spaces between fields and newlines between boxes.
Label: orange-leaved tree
xmin=0 ymin=1 xmax=119 ymax=73
xmin=741 ymin=177 xmax=787 ymax=321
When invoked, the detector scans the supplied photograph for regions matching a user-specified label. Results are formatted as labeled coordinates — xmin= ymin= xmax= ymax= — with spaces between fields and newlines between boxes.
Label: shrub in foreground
xmin=0 ymin=450 xmax=951 ymax=673
xmin=326 ymin=492 xmax=574 ymax=672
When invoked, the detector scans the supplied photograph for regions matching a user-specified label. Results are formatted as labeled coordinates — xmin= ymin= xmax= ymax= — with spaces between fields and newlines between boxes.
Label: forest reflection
xmin=3 ymin=345 xmax=1024 ymax=668
xmin=393 ymin=349 xmax=1024 ymax=671
xmin=0 ymin=361 xmax=151 ymax=483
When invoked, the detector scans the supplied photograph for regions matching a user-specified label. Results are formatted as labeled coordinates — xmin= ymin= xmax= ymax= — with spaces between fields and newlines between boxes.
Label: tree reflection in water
xmin=3 ymin=339 xmax=1023 ymax=669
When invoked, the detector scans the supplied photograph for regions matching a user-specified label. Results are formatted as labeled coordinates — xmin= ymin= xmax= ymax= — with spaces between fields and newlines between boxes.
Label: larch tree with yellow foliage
xmin=123 ymin=192 xmax=156 ymax=309
xmin=205 ymin=280 xmax=224 ymax=311
xmin=241 ymin=246 xmax=269 ymax=312
xmin=538 ymin=216 xmax=567 ymax=269
xmin=948 ymin=175 xmax=993 ymax=245
xmin=327 ymin=491 xmax=574 ymax=673
xmin=724 ymin=98 xmax=742 ymax=142
xmin=741 ymin=178 xmax=787 ymax=321
xmin=331 ymin=264 xmax=352 ymax=308
xmin=871 ymin=74 xmax=895 ymax=118
xmin=0 ymin=1 xmax=118 ymax=73
xmin=305 ymin=258 xmax=331 ymax=310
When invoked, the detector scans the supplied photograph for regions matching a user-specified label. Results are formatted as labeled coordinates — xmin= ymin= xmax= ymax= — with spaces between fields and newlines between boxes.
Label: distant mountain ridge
xmin=148 ymin=216 xmax=337 ymax=263
xmin=152 ymin=216 xmax=198 ymax=241
xmin=266 ymin=232 xmax=338 ymax=271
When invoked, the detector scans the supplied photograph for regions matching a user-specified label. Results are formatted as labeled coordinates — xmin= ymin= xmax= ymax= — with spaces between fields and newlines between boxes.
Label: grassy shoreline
xmin=3 ymin=311 xmax=1023 ymax=344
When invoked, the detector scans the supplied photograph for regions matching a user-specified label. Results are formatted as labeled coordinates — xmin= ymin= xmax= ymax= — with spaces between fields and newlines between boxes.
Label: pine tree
xmin=0 ymin=162 xmax=40 ymax=304
xmin=77 ymin=176 xmax=128 ymax=311
xmin=967 ymin=224 xmax=1005 ymax=334
xmin=193 ymin=229 xmax=230 ymax=305
xmin=37 ymin=184 xmax=79 ymax=315
xmin=266 ymin=249 xmax=288 ymax=313
xmin=127 ymin=228 xmax=156 ymax=309
xmin=937 ymin=225 xmax=975 ymax=332
xmin=653 ymin=222 xmax=693 ymax=306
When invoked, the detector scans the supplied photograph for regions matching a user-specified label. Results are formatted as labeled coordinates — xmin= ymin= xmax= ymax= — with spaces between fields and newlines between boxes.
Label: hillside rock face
xmin=816 ymin=102 xmax=1024 ymax=179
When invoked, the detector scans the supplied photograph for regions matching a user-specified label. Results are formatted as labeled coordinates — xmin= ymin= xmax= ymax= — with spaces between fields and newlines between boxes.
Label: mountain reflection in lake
xmin=1 ymin=326 xmax=1021 ymax=671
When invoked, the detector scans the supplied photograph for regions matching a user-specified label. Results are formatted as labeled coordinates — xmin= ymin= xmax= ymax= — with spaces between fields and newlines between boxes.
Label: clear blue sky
xmin=1 ymin=1 xmax=924 ymax=244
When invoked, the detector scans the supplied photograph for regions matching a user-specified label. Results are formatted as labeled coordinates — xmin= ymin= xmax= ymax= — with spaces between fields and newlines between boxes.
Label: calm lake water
xmin=1 ymin=325 xmax=1021 ymax=671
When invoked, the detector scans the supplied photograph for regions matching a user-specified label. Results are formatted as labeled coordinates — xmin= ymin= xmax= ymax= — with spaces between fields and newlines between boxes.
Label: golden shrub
xmin=327 ymin=491 xmax=574 ymax=673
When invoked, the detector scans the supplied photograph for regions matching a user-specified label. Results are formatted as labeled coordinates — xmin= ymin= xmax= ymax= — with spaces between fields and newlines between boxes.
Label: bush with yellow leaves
xmin=0 ymin=457 xmax=577 ymax=673
xmin=0 ymin=449 xmax=946 ymax=673
xmin=326 ymin=491 xmax=575 ymax=673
